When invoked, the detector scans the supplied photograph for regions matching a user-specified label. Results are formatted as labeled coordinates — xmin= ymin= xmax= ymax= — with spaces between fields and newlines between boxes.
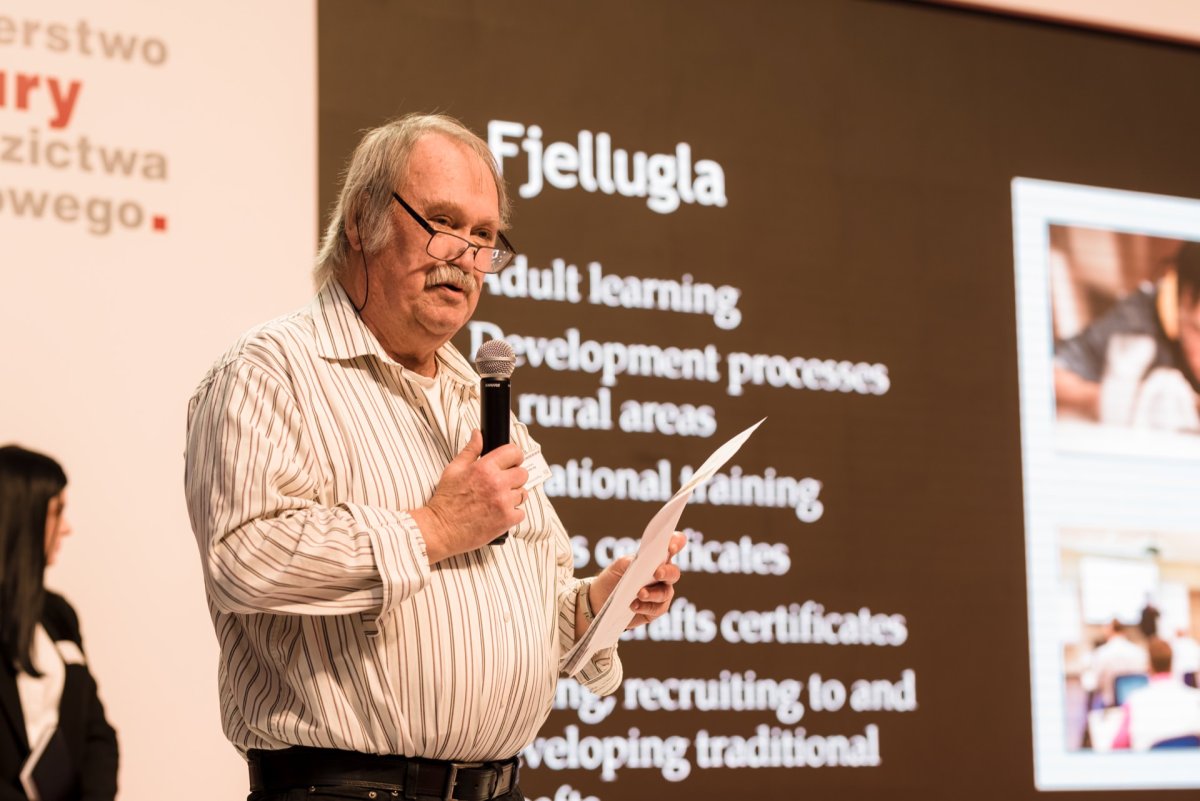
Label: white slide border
xmin=1013 ymin=177 xmax=1200 ymax=790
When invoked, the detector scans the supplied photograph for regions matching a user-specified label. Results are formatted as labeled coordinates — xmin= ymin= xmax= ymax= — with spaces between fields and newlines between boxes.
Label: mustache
xmin=424 ymin=264 xmax=478 ymax=293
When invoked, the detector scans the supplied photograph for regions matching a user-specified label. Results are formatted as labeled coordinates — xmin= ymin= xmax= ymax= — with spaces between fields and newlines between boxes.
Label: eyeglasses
xmin=391 ymin=192 xmax=516 ymax=273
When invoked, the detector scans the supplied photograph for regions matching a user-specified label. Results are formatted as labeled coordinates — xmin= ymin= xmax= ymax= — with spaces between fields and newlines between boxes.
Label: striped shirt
xmin=184 ymin=280 xmax=620 ymax=760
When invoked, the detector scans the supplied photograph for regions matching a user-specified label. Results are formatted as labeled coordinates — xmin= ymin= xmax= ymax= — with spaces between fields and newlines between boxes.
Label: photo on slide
xmin=1056 ymin=527 xmax=1200 ymax=755
xmin=1049 ymin=226 xmax=1200 ymax=452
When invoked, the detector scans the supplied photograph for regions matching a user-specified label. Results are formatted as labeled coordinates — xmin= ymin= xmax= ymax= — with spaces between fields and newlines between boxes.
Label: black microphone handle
xmin=480 ymin=377 xmax=510 ymax=455
xmin=480 ymin=376 xmax=511 ymax=544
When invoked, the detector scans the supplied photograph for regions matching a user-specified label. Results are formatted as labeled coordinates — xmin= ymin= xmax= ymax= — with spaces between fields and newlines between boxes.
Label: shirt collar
xmin=312 ymin=279 xmax=478 ymax=392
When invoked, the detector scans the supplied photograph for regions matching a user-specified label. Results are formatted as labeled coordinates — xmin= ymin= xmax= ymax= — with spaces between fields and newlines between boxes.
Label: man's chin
xmin=418 ymin=303 xmax=475 ymax=339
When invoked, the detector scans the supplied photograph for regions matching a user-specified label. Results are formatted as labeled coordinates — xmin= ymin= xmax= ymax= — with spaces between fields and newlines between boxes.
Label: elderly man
xmin=185 ymin=113 xmax=683 ymax=800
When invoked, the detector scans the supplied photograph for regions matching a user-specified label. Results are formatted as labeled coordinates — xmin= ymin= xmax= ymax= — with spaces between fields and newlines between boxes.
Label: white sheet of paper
xmin=561 ymin=418 xmax=765 ymax=676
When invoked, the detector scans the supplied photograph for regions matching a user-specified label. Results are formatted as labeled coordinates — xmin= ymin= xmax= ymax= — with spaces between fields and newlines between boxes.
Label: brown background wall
xmin=314 ymin=1 xmax=1200 ymax=798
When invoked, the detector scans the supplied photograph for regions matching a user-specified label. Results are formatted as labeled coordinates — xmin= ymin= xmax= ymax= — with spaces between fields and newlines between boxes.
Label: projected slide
xmin=1014 ymin=178 xmax=1200 ymax=790
xmin=317 ymin=2 xmax=1200 ymax=797
xmin=460 ymin=116 xmax=907 ymax=800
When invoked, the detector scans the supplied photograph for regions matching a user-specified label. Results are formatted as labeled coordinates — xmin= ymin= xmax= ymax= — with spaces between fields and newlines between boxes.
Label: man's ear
xmin=1158 ymin=268 xmax=1179 ymax=340
xmin=346 ymin=190 xmax=372 ymax=252
xmin=346 ymin=213 xmax=362 ymax=252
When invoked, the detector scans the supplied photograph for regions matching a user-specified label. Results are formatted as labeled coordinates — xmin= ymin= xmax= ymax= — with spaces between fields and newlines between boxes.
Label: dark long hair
xmin=0 ymin=445 xmax=67 ymax=675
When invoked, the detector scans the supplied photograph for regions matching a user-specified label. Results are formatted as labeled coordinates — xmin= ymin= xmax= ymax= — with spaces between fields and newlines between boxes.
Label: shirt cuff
xmin=559 ymin=578 xmax=623 ymax=695
xmin=342 ymin=503 xmax=432 ymax=635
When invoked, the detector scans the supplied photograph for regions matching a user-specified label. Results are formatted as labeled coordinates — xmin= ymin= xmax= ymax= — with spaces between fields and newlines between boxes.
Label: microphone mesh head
xmin=475 ymin=339 xmax=516 ymax=379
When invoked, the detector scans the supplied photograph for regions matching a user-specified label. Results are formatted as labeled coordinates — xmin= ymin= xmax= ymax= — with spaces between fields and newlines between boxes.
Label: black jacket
xmin=0 ymin=593 xmax=118 ymax=801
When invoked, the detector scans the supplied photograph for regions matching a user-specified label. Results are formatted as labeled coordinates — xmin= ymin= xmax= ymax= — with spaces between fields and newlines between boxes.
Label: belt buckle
xmin=441 ymin=762 xmax=460 ymax=801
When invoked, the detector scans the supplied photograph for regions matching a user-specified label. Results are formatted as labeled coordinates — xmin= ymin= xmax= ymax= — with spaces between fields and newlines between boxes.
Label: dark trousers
xmin=249 ymin=786 xmax=525 ymax=801
xmin=246 ymin=746 xmax=523 ymax=801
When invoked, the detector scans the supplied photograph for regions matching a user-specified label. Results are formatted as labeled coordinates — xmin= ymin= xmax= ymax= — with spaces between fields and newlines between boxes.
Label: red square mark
xmin=152 ymin=215 xmax=168 ymax=232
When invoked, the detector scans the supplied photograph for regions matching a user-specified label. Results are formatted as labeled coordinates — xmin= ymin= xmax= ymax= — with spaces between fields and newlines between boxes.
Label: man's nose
xmin=447 ymin=246 xmax=478 ymax=272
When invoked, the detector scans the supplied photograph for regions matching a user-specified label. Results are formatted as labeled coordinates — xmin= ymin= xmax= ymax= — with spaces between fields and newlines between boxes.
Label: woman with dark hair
xmin=0 ymin=446 xmax=117 ymax=801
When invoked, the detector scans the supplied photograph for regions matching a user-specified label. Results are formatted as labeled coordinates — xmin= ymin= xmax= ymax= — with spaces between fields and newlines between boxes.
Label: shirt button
xmin=502 ymin=608 xmax=512 ymax=622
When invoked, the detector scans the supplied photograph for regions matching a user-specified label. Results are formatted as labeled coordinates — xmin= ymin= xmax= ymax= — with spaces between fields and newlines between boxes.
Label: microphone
xmin=475 ymin=339 xmax=516 ymax=545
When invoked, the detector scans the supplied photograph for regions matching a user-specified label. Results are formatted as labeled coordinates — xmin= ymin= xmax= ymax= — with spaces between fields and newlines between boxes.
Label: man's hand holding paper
xmin=581 ymin=531 xmax=687 ymax=634
xmin=562 ymin=419 xmax=765 ymax=676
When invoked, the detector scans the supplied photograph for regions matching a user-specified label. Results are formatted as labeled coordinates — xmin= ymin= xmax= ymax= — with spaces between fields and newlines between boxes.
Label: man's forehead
xmin=400 ymin=134 xmax=500 ymax=221
xmin=402 ymin=134 xmax=493 ymax=186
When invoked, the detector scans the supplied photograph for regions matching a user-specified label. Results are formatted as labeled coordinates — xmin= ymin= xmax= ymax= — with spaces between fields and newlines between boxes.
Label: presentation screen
xmin=316 ymin=2 xmax=1200 ymax=799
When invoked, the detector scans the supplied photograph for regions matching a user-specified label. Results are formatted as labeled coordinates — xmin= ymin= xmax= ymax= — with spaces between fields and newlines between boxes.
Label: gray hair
xmin=313 ymin=113 xmax=511 ymax=288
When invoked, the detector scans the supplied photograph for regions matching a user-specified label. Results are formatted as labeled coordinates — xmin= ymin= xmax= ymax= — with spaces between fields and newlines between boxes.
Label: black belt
xmin=247 ymin=747 xmax=519 ymax=801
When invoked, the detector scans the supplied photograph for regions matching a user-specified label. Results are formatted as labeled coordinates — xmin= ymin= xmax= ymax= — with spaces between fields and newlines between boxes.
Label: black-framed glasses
xmin=391 ymin=192 xmax=516 ymax=273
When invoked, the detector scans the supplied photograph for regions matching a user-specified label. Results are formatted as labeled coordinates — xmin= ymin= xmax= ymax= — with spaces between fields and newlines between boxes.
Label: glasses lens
xmin=427 ymin=232 xmax=514 ymax=273
xmin=489 ymin=248 xmax=513 ymax=272
xmin=427 ymin=232 xmax=467 ymax=263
